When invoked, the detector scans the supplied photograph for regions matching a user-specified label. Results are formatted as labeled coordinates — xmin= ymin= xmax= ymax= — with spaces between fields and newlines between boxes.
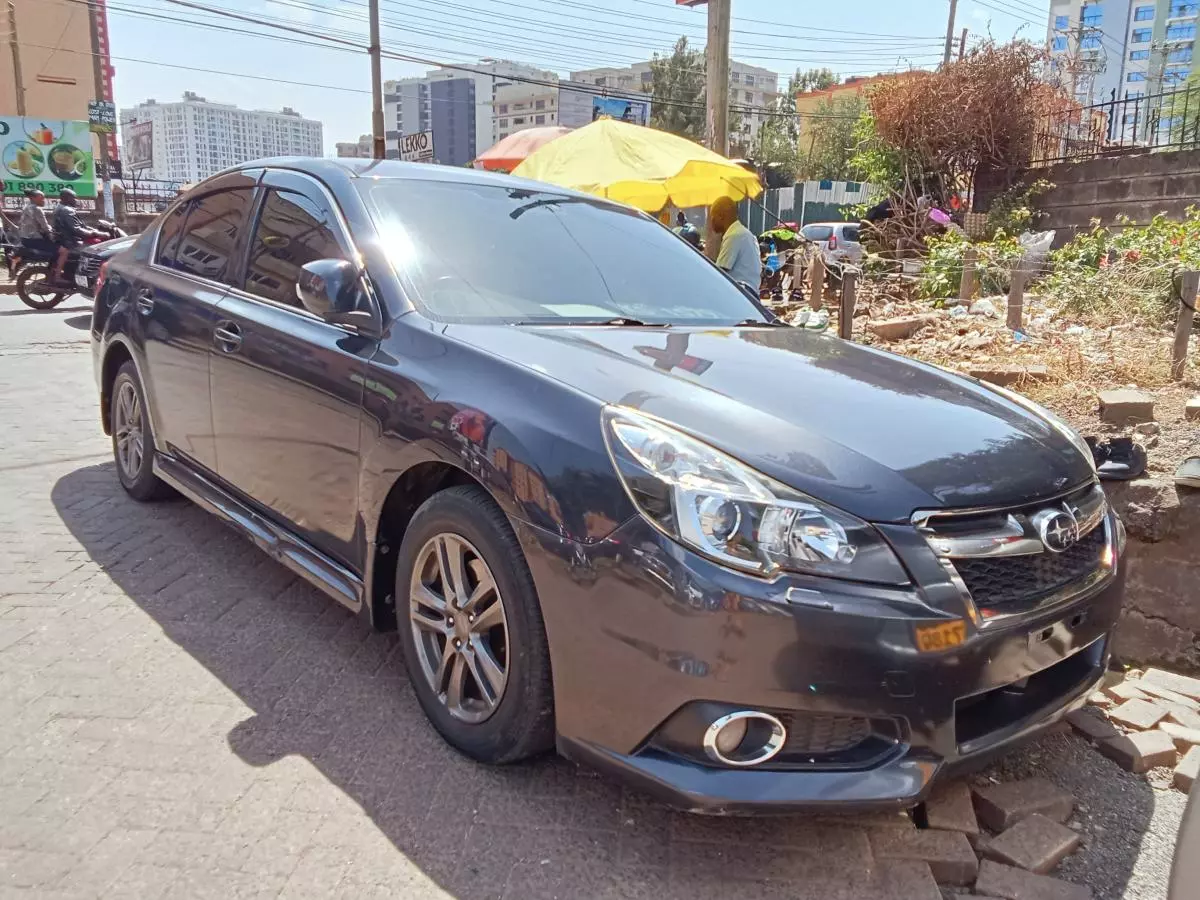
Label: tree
xmin=646 ymin=37 xmax=706 ymax=141
xmin=1162 ymin=71 xmax=1200 ymax=145
xmin=789 ymin=68 xmax=838 ymax=95
xmin=798 ymin=93 xmax=867 ymax=181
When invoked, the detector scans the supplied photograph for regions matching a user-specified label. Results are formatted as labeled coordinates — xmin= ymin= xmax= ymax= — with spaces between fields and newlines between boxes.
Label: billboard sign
xmin=126 ymin=121 xmax=154 ymax=172
xmin=591 ymin=96 xmax=650 ymax=126
xmin=88 ymin=100 xmax=117 ymax=134
xmin=399 ymin=130 xmax=434 ymax=163
xmin=0 ymin=117 xmax=97 ymax=199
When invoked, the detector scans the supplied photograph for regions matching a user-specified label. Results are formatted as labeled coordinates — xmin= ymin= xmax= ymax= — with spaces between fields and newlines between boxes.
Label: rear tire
xmin=111 ymin=362 xmax=173 ymax=502
xmin=15 ymin=264 xmax=67 ymax=310
xmin=396 ymin=485 xmax=555 ymax=764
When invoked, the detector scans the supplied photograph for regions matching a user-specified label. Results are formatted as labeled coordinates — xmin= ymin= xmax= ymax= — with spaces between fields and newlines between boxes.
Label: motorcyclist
xmin=18 ymin=190 xmax=56 ymax=260
xmin=50 ymin=188 xmax=105 ymax=285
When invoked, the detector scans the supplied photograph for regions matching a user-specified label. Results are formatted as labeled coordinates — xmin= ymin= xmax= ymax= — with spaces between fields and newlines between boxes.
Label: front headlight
xmin=602 ymin=407 xmax=909 ymax=584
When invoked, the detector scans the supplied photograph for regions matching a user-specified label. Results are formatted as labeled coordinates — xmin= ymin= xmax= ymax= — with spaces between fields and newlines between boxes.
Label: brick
xmin=967 ymin=364 xmax=1050 ymax=387
xmin=1085 ymin=691 xmax=1112 ymax=709
xmin=982 ymin=814 xmax=1081 ymax=874
xmin=1160 ymin=722 xmax=1200 ymax=751
xmin=1132 ymin=679 xmax=1200 ymax=711
xmin=869 ymin=828 xmax=979 ymax=885
xmin=1107 ymin=699 xmax=1167 ymax=730
xmin=975 ymin=860 xmax=1093 ymax=900
xmin=1141 ymin=667 xmax=1200 ymax=700
xmin=1098 ymin=388 xmax=1154 ymax=425
xmin=1176 ymin=746 xmax=1200 ymax=793
xmin=923 ymin=780 xmax=979 ymax=837
xmin=1169 ymin=707 xmax=1200 ymax=731
xmin=1100 ymin=729 xmax=1178 ymax=773
xmin=1185 ymin=396 xmax=1200 ymax=422
xmin=972 ymin=779 xmax=1074 ymax=832
xmin=1102 ymin=681 xmax=1146 ymax=703
xmin=869 ymin=314 xmax=935 ymax=341
xmin=1064 ymin=709 xmax=1120 ymax=743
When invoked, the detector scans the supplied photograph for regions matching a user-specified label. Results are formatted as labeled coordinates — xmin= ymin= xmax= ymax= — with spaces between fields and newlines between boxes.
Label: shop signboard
xmin=0 ymin=117 xmax=97 ymax=199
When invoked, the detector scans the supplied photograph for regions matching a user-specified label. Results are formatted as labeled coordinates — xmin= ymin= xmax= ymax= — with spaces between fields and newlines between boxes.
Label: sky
xmin=91 ymin=0 xmax=1051 ymax=155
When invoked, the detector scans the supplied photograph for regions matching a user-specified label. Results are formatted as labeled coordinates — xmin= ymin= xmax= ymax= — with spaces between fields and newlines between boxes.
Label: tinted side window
xmin=842 ymin=225 xmax=861 ymax=243
xmin=802 ymin=225 xmax=834 ymax=242
xmin=244 ymin=189 xmax=344 ymax=308
xmin=172 ymin=189 xmax=253 ymax=282
xmin=154 ymin=203 xmax=189 ymax=268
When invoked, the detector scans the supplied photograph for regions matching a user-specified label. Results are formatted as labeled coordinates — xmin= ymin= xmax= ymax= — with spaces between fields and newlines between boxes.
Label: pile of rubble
xmin=893 ymin=776 xmax=1092 ymax=898
xmin=1065 ymin=667 xmax=1200 ymax=792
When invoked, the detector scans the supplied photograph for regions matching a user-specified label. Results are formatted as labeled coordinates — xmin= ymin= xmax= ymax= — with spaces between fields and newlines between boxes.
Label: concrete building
xmin=564 ymin=59 xmax=780 ymax=142
xmin=494 ymin=83 xmax=559 ymax=144
xmin=1047 ymin=1 xmax=1197 ymax=104
xmin=335 ymin=135 xmax=372 ymax=158
xmin=384 ymin=60 xmax=556 ymax=166
xmin=119 ymin=93 xmax=324 ymax=182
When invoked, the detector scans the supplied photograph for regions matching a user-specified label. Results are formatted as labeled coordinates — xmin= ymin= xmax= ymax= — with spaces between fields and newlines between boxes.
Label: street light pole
xmin=943 ymin=0 xmax=959 ymax=66
xmin=706 ymin=0 xmax=731 ymax=155
xmin=7 ymin=1 xmax=26 ymax=115
xmin=368 ymin=0 xmax=385 ymax=160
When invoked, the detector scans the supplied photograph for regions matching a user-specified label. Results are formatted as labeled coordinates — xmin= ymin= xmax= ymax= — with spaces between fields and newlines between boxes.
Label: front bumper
xmin=516 ymin=512 xmax=1123 ymax=814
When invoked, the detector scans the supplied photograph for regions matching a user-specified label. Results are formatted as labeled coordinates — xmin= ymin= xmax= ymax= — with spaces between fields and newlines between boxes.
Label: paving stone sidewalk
xmin=0 ymin=296 xmax=1181 ymax=899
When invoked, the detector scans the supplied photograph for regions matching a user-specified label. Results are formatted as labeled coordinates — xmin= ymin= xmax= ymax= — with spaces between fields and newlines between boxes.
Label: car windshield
xmin=802 ymin=225 xmax=834 ymax=242
xmin=361 ymin=179 xmax=766 ymax=326
xmin=842 ymin=225 xmax=861 ymax=243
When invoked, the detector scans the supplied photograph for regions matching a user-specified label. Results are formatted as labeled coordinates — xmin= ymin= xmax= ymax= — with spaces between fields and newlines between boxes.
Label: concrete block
xmin=1102 ymin=681 xmax=1146 ymax=703
xmin=1064 ymin=709 xmax=1119 ymax=743
xmin=923 ymin=780 xmax=979 ymax=837
xmin=967 ymin=364 xmax=1050 ymax=387
xmin=869 ymin=315 xmax=934 ymax=341
xmin=1169 ymin=707 xmax=1200 ymax=731
xmin=1185 ymin=397 xmax=1200 ymax=422
xmin=1142 ymin=668 xmax=1200 ymax=700
xmin=974 ymin=860 xmax=1092 ymax=900
xmin=972 ymin=779 xmax=1074 ymax=832
xmin=1100 ymin=729 xmax=1178 ymax=773
xmin=1133 ymin=680 xmax=1200 ymax=711
xmin=1086 ymin=691 xmax=1113 ymax=709
xmin=1107 ymin=699 xmax=1167 ymax=730
xmin=869 ymin=828 xmax=979 ymax=886
xmin=982 ymin=814 xmax=1082 ymax=874
xmin=1175 ymin=746 xmax=1200 ymax=793
xmin=1098 ymin=389 xmax=1154 ymax=426
xmin=1159 ymin=722 xmax=1200 ymax=751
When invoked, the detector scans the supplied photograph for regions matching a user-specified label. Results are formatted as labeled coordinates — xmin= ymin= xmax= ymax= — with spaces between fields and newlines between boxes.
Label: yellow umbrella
xmin=511 ymin=117 xmax=761 ymax=212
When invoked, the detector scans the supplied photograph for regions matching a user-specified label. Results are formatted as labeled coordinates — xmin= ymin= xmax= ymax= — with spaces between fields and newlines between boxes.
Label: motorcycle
xmin=15 ymin=220 xmax=127 ymax=310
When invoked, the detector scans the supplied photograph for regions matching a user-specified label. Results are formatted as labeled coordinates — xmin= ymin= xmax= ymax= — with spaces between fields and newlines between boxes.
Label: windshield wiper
xmin=731 ymin=318 xmax=789 ymax=327
xmin=513 ymin=317 xmax=671 ymax=328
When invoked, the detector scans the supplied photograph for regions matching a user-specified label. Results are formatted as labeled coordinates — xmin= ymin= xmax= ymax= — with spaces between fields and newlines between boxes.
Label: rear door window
xmin=153 ymin=203 xmax=189 ymax=268
xmin=801 ymin=225 xmax=834 ymax=242
xmin=243 ymin=189 xmax=346 ymax=309
xmin=170 ymin=189 xmax=254 ymax=283
xmin=842 ymin=224 xmax=861 ymax=243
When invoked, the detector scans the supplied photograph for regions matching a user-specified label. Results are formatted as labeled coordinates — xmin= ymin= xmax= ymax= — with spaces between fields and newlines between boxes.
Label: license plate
xmin=75 ymin=273 xmax=89 ymax=288
xmin=915 ymin=620 xmax=967 ymax=653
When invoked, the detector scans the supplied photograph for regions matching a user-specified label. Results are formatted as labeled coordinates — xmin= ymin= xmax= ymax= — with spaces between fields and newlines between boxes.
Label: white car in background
xmin=801 ymin=222 xmax=864 ymax=268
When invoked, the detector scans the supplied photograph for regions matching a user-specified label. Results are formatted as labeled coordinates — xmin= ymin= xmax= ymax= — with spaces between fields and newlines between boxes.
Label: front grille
xmin=77 ymin=255 xmax=101 ymax=278
xmin=953 ymin=524 xmax=1107 ymax=610
xmin=781 ymin=713 xmax=871 ymax=755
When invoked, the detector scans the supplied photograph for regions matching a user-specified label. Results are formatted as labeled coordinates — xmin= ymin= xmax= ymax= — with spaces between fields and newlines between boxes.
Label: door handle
xmin=213 ymin=321 xmax=243 ymax=353
xmin=135 ymin=289 xmax=155 ymax=316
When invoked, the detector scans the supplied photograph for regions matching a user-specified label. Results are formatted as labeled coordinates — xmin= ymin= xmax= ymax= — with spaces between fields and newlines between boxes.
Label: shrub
xmin=918 ymin=232 xmax=1023 ymax=301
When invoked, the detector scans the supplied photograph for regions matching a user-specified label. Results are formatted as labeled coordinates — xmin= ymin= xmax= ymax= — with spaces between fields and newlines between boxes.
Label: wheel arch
xmin=99 ymin=338 xmax=137 ymax=435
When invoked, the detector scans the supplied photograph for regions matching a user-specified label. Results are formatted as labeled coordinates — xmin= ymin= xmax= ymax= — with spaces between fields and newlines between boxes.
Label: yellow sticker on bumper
xmin=915 ymin=620 xmax=968 ymax=653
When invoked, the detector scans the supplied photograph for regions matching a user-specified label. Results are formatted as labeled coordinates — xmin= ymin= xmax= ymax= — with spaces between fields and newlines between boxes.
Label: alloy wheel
xmin=114 ymin=381 xmax=145 ymax=479
xmin=409 ymin=533 xmax=509 ymax=723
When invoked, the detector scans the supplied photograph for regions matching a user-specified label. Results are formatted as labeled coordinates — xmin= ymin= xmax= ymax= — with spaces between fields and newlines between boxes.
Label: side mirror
xmin=297 ymin=258 xmax=362 ymax=320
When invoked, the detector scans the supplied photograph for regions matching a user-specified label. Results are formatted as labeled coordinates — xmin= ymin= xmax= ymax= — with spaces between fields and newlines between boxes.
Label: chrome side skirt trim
xmin=153 ymin=453 xmax=363 ymax=613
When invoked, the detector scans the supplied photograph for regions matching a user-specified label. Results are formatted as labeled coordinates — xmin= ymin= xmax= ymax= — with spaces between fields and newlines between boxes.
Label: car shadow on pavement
xmin=0 ymin=303 xmax=92 ymax=317
xmin=50 ymin=463 xmax=1156 ymax=900
xmin=63 ymin=314 xmax=93 ymax=331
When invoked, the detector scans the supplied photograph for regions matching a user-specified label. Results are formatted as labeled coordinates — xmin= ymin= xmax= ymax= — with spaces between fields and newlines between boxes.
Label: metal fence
xmin=1033 ymin=82 xmax=1200 ymax=166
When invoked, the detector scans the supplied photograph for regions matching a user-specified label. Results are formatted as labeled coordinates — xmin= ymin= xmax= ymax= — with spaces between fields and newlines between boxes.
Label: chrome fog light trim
xmin=702 ymin=711 xmax=787 ymax=767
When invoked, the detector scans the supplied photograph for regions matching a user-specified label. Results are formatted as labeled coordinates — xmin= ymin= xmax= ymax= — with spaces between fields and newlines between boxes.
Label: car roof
xmin=805 ymin=222 xmax=857 ymax=229
xmin=210 ymin=156 xmax=615 ymax=209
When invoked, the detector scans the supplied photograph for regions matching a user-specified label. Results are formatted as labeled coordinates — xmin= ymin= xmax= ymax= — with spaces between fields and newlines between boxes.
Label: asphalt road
xmin=0 ymin=291 xmax=1182 ymax=899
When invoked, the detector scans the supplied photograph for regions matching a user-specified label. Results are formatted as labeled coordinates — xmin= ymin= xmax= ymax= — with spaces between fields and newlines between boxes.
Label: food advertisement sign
xmin=0 ymin=117 xmax=97 ymax=199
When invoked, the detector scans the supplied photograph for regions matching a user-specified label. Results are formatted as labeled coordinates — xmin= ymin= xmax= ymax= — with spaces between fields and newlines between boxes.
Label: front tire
xmin=15 ymin=264 xmax=67 ymax=309
xmin=110 ymin=362 xmax=172 ymax=502
xmin=396 ymin=485 xmax=555 ymax=764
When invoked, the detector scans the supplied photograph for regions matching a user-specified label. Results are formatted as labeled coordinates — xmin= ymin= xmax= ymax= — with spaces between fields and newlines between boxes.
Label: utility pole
xmin=368 ymin=0 xmax=385 ymax=160
xmin=706 ymin=0 xmax=731 ymax=155
xmin=943 ymin=0 xmax=958 ymax=67
xmin=958 ymin=27 xmax=968 ymax=61
xmin=7 ymin=1 xmax=26 ymax=115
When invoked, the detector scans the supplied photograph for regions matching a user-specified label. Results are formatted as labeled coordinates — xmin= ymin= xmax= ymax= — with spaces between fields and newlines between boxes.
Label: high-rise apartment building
xmin=563 ymin=60 xmax=780 ymax=143
xmin=384 ymin=60 xmax=557 ymax=166
xmin=119 ymin=93 xmax=324 ymax=182
xmin=1048 ymin=1 xmax=1197 ymax=104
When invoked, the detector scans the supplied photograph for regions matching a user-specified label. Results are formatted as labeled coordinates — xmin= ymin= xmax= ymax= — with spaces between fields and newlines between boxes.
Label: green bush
xmin=918 ymin=232 xmax=1023 ymax=301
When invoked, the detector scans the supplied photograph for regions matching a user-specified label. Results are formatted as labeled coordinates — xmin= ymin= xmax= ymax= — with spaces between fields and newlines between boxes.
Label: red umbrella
xmin=475 ymin=126 xmax=571 ymax=172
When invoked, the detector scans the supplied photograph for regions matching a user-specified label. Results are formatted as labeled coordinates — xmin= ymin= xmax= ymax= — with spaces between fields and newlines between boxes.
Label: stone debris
xmin=1167 ymin=706 xmax=1200 ymax=731
xmin=1175 ymin=746 xmax=1200 ymax=793
xmin=868 ymin=314 xmax=935 ymax=341
xmin=974 ymin=860 xmax=1093 ymax=900
xmin=923 ymin=780 xmax=980 ymax=838
xmin=1100 ymin=729 xmax=1178 ymax=774
xmin=869 ymin=828 xmax=979 ymax=885
xmin=1185 ymin=396 xmax=1200 ymax=421
xmin=972 ymin=779 xmax=1073 ymax=832
xmin=1133 ymin=679 xmax=1200 ymax=711
xmin=1085 ymin=691 xmax=1112 ymax=709
xmin=1064 ymin=709 xmax=1119 ymax=743
xmin=1159 ymin=722 xmax=1200 ymax=751
xmin=967 ymin=364 xmax=1050 ymax=387
xmin=1106 ymin=699 xmax=1167 ymax=731
xmin=1102 ymin=681 xmax=1146 ymax=703
xmin=982 ymin=814 xmax=1082 ymax=875
xmin=1141 ymin=667 xmax=1200 ymax=700
xmin=1097 ymin=388 xmax=1155 ymax=425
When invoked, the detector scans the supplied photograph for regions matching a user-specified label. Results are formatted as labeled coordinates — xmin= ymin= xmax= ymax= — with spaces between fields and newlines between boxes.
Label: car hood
xmin=448 ymin=323 xmax=1094 ymax=522
xmin=87 ymin=236 xmax=136 ymax=257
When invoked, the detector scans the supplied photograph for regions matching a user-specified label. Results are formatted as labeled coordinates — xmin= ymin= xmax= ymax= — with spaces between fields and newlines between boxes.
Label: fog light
xmin=702 ymin=711 xmax=786 ymax=767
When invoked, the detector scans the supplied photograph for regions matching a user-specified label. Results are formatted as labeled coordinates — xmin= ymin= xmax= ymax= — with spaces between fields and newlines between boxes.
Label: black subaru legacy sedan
xmin=91 ymin=159 xmax=1125 ymax=813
